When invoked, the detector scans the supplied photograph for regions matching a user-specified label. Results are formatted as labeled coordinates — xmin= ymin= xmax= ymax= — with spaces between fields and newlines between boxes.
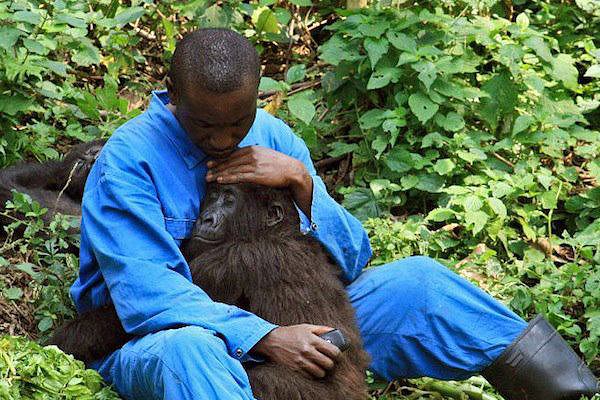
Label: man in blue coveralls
xmin=71 ymin=29 xmax=598 ymax=400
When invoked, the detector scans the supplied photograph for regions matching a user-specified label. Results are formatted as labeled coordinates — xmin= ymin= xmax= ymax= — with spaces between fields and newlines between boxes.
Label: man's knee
xmin=381 ymin=255 xmax=448 ymax=292
xmin=159 ymin=326 xmax=229 ymax=368
xmin=141 ymin=326 xmax=253 ymax=399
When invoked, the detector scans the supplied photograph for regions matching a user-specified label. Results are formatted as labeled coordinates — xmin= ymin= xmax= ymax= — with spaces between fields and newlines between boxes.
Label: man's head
xmin=166 ymin=28 xmax=260 ymax=159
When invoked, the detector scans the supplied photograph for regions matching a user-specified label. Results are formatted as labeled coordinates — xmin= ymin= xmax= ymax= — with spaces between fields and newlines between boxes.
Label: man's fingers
xmin=308 ymin=346 xmax=336 ymax=370
xmin=310 ymin=325 xmax=336 ymax=336
xmin=302 ymin=359 xmax=327 ymax=379
xmin=313 ymin=335 xmax=342 ymax=361
xmin=207 ymin=154 xmax=253 ymax=176
xmin=215 ymin=171 xmax=260 ymax=185
xmin=207 ymin=165 xmax=255 ymax=183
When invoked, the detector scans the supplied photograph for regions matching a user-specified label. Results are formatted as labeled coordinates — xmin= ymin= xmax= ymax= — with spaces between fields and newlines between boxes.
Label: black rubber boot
xmin=482 ymin=314 xmax=599 ymax=400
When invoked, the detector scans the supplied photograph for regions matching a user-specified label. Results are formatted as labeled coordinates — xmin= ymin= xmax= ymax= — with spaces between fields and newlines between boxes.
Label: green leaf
xmin=12 ymin=10 xmax=41 ymax=25
xmin=253 ymin=7 xmax=280 ymax=34
xmin=408 ymin=92 xmax=439 ymax=123
xmin=55 ymin=13 xmax=88 ymax=28
xmin=289 ymin=0 xmax=312 ymax=5
xmin=512 ymin=115 xmax=534 ymax=135
xmin=71 ymin=40 xmax=101 ymax=66
xmin=367 ymin=68 xmax=398 ymax=90
xmin=412 ymin=61 xmax=437 ymax=91
xmin=364 ymin=37 xmax=389 ymax=69
xmin=463 ymin=195 xmax=483 ymax=212
xmin=319 ymin=35 xmax=359 ymax=66
xmin=427 ymin=208 xmax=456 ymax=222
xmin=23 ymin=38 xmax=48 ymax=55
xmin=14 ymin=263 xmax=41 ymax=280
xmin=358 ymin=22 xmax=388 ymax=38
xmin=515 ymin=12 xmax=529 ymax=29
xmin=371 ymin=135 xmax=388 ymax=158
xmin=433 ymin=159 xmax=455 ymax=175
xmin=385 ymin=149 xmax=412 ymax=173
xmin=524 ymin=36 xmax=552 ymax=62
xmin=287 ymin=96 xmax=315 ymax=124
xmin=551 ymin=54 xmax=579 ymax=90
xmin=540 ymin=190 xmax=558 ymax=209
xmin=359 ymin=109 xmax=387 ymax=129
xmin=584 ymin=65 xmax=600 ymax=78
xmin=285 ymin=64 xmax=306 ymax=84
xmin=386 ymin=31 xmax=416 ymax=53
xmin=4 ymin=287 xmax=23 ymax=300
xmin=421 ymin=132 xmax=447 ymax=148
xmin=0 ymin=94 xmax=34 ymax=116
xmin=38 ymin=316 xmax=54 ymax=332
xmin=480 ymin=72 xmax=519 ymax=129
xmin=328 ymin=142 xmax=358 ymax=157
xmin=343 ymin=188 xmax=380 ymax=221
xmin=487 ymin=197 xmax=507 ymax=218
xmin=0 ymin=27 xmax=23 ymax=52
xmin=415 ymin=173 xmax=444 ymax=193
xmin=113 ymin=6 xmax=146 ymax=26
xmin=465 ymin=210 xmax=489 ymax=235
xmin=36 ymin=60 xmax=68 ymax=77
xmin=401 ymin=175 xmax=419 ymax=189
xmin=435 ymin=112 xmax=464 ymax=132
xmin=259 ymin=77 xmax=288 ymax=92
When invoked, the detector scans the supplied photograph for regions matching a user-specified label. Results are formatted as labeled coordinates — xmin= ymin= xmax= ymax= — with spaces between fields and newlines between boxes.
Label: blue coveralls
xmin=71 ymin=91 xmax=527 ymax=400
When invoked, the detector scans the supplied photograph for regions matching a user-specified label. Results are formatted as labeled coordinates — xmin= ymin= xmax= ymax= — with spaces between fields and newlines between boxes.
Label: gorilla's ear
xmin=266 ymin=201 xmax=285 ymax=227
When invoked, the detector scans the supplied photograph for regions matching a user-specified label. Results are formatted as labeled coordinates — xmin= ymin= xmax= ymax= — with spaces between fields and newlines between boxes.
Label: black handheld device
xmin=319 ymin=329 xmax=350 ymax=352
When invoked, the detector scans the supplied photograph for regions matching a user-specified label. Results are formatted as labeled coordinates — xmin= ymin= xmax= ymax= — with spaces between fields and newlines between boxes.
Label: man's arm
xmin=283 ymin=131 xmax=373 ymax=283
xmin=206 ymin=119 xmax=372 ymax=283
xmin=82 ymin=159 xmax=277 ymax=362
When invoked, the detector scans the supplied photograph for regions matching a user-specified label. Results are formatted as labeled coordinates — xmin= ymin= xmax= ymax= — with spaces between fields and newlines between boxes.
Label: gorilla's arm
xmin=48 ymin=305 xmax=131 ymax=364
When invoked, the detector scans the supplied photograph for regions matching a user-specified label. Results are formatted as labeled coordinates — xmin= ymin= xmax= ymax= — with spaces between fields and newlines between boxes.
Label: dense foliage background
xmin=0 ymin=0 xmax=598 ymax=398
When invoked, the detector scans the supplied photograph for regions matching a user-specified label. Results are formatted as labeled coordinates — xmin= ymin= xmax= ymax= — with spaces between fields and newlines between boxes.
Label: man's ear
xmin=166 ymin=76 xmax=178 ymax=105
xmin=266 ymin=201 xmax=285 ymax=227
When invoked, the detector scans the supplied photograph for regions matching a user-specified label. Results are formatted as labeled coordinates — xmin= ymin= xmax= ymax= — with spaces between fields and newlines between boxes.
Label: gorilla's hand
xmin=251 ymin=324 xmax=342 ymax=379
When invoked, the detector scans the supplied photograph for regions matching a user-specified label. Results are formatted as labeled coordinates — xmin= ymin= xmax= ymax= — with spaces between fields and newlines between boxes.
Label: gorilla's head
xmin=62 ymin=139 xmax=105 ymax=199
xmin=191 ymin=183 xmax=300 ymax=246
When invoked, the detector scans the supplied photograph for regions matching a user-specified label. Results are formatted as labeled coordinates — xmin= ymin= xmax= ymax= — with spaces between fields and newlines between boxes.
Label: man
xmin=71 ymin=28 xmax=598 ymax=400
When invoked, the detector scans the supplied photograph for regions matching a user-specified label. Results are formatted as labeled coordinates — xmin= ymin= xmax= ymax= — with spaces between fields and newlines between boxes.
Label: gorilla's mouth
xmin=194 ymin=232 xmax=225 ymax=245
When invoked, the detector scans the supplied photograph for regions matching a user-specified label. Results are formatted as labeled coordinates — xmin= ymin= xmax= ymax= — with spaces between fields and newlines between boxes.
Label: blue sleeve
xmin=81 ymin=157 xmax=277 ymax=361
xmin=275 ymin=119 xmax=372 ymax=283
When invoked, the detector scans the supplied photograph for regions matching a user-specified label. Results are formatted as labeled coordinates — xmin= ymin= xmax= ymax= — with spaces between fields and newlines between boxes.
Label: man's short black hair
xmin=169 ymin=28 xmax=261 ymax=95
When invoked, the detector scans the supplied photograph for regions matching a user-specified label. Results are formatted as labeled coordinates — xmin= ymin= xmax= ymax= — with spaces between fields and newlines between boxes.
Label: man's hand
xmin=206 ymin=146 xmax=314 ymax=218
xmin=251 ymin=324 xmax=342 ymax=379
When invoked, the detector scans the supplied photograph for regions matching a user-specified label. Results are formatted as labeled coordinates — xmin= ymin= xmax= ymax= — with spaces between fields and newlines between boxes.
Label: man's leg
xmin=89 ymin=326 xmax=256 ymax=400
xmin=347 ymin=255 xmax=527 ymax=380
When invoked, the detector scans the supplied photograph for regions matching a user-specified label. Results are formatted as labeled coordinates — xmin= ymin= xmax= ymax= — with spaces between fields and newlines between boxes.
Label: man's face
xmin=171 ymin=82 xmax=258 ymax=160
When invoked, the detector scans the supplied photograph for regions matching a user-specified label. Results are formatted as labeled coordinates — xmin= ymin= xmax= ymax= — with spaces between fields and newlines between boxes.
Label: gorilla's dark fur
xmin=50 ymin=183 xmax=370 ymax=400
xmin=0 ymin=140 xmax=105 ymax=228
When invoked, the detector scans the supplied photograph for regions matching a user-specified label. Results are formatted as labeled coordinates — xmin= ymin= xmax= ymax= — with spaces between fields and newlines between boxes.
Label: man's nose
xmin=211 ymin=134 xmax=237 ymax=151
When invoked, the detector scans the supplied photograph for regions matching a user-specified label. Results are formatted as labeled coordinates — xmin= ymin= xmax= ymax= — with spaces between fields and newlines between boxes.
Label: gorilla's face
xmin=191 ymin=183 xmax=295 ymax=247
xmin=193 ymin=184 xmax=244 ymax=244
xmin=73 ymin=141 xmax=103 ymax=181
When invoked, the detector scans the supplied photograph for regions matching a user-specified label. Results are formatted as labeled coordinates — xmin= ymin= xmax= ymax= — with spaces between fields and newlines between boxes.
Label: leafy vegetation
xmin=0 ymin=0 xmax=598 ymax=398
xmin=0 ymin=335 xmax=120 ymax=399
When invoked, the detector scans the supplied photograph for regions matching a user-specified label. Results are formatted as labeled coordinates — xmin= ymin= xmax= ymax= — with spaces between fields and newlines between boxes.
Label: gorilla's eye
xmin=223 ymin=193 xmax=236 ymax=206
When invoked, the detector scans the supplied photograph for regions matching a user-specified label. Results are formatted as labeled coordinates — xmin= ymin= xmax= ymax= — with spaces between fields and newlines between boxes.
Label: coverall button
xmin=235 ymin=348 xmax=243 ymax=357
xmin=310 ymin=222 xmax=318 ymax=230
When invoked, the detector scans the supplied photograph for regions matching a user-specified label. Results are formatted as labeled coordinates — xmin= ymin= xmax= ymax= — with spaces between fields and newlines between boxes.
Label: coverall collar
xmin=148 ymin=90 xmax=208 ymax=169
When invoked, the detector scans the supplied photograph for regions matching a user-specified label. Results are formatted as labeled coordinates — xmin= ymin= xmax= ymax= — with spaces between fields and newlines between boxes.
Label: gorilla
xmin=0 ymin=140 xmax=105 ymax=231
xmin=50 ymin=182 xmax=370 ymax=400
